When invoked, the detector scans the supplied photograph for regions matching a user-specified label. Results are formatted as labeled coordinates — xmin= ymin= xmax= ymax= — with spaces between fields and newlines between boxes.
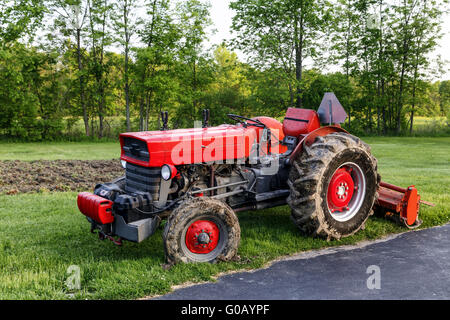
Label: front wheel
xmin=163 ymin=197 xmax=241 ymax=264
xmin=287 ymin=132 xmax=380 ymax=240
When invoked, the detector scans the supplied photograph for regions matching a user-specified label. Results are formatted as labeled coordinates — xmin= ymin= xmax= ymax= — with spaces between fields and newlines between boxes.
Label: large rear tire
xmin=163 ymin=197 xmax=240 ymax=264
xmin=287 ymin=132 xmax=380 ymax=240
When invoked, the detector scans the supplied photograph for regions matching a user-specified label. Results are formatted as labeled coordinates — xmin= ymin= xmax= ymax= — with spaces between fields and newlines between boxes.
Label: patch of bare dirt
xmin=0 ymin=160 xmax=125 ymax=194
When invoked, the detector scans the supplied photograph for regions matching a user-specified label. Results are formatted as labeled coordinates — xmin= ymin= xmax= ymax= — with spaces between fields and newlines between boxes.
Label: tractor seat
xmin=282 ymin=108 xmax=320 ymax=137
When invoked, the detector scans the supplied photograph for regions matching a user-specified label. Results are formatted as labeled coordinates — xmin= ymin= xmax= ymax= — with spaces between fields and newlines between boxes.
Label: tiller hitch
xmin=375 ymin=181 xmax=434 ymax=229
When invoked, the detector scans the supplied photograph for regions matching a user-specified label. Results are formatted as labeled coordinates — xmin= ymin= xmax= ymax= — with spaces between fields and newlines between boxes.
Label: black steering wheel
xmin=227 ymin=114 xmax=266 ymax=128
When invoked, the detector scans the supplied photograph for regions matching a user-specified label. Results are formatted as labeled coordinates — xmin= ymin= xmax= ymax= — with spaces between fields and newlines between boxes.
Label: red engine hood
xmin=120 ymin=124 xmax=258 ymax=167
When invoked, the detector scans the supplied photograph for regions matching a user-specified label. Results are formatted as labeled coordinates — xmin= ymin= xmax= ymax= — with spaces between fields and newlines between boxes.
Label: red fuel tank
xmin=77 ymin=192 xmax=114 ymax=224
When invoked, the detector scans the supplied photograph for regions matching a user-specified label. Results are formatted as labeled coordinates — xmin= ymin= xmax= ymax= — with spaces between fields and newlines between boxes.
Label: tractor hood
xmin=120 ymin=124 xmax=258 ymax=167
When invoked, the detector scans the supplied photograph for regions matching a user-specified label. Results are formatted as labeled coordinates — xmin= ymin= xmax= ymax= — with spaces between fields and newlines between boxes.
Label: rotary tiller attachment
xmin=374 ymin=181 xmax=434 ymax=229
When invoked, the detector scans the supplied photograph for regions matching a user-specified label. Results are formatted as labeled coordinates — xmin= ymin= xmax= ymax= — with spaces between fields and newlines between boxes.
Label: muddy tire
xmin=287 ymin=132 xmax=380 ymax=240
xmin=163 ymin=197 xmax=240 ymax=264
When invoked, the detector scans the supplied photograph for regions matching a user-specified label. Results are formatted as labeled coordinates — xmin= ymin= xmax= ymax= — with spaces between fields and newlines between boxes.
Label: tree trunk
xmin=348 ymin=107 xmax=351 ymax=127
xmin=396 ymin=0 xmax=413 ymax=134
xmin=138 ymin=0 xmax=158 ymax=131
xmin=125 ymin=54 xmax=130 ymax=131
xmin=397 ymin=50 xmax=407 ymax=134
xmin=410 ymin=62 xmax=419 ymax=135
xmin=145 ymin=92 xmax=150 ymax=131
xmin=382 ymin=79 xmax=386 ymax=134
xmin=124 ymin=0 xmax=131 ymax=131
xmin=76 ymin=28 xmax=89 ymax=137
xmin=98 ymin=1 xmax=107 ymax=139
xmin=294 ymin=11 xmax=303 ymax=108
xmin=288 ymin=83 xmax=294 ymax=107
xmin=139 ymin=96 xmax=145 ymax=131
xmin=193 ymin=59 xmax=197 ymax=112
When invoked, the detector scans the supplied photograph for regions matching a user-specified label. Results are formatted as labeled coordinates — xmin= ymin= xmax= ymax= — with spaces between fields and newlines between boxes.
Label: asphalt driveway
xmin=155 ymin=223 xmax=450 ymax=300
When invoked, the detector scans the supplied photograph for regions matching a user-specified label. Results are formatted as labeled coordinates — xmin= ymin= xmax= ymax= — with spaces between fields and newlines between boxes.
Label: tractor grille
xmin=122 ymin=137 xmax=150 ymax=162
xmin=125 ymin=162 xmax=161 ymax=200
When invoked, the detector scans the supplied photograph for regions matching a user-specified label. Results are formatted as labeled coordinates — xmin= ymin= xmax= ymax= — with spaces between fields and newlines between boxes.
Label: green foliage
xmin=439 ymin=80 xmax=450 ymax=117
xmin=0 ymin=0 xmax=449 ymax=141
xmin=230 ymin=0 xmax=333 ymax=108
xmin=0 ymin=0 xmax=46 ymax=45
xmin=0 ymin=44 xmax=66 ymax=141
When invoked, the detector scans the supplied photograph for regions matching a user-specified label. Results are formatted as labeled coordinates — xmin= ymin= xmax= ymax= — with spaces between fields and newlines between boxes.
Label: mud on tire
xmin=287 ymin=132 xmax=380 ymax=240
xmin=163 ymin=197 xmax=241 ymax=264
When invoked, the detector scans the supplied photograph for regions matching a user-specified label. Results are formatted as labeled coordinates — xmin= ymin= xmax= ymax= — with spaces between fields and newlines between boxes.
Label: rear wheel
xmin=163 ymin=197 xmax=240 ymax=264
xmin=287 ymin=132 xmax=380 ymax=240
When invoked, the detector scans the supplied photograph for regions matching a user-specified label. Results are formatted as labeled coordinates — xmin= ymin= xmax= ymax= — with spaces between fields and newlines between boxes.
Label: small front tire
xmin=163 ymin=197 xmax=241 ymax=264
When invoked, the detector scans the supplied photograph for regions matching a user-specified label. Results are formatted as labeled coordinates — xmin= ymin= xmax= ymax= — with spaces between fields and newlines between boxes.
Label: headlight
xmin=121 ymin=160 xmax=127 ymax=169
xmin=161 ymin=165 xmax=172 ymax=180
xmin=161 ymin=164 xmax=176 ymax=181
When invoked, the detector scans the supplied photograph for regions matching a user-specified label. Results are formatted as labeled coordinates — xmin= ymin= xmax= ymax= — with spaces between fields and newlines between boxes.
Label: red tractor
xmin=77 ymin=93 xmax=424 ymax=264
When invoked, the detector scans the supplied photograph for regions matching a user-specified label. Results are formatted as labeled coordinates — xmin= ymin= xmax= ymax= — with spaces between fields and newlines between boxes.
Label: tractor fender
xmin=288 ymin=125 xmax=349 ymax=163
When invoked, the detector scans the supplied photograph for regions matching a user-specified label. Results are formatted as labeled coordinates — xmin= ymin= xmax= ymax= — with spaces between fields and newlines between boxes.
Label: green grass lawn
xmin=0 ymin=137 xmax=449 ymax=299
xmin=0 ymin=142 xmax=120 ymax=161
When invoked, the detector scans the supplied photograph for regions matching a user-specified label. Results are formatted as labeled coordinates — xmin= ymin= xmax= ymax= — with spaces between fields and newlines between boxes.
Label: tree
xmin=230 ymin=0 xmax=332 ymax=108
xmin=330 ymin=0 xmax=447 ymax=134
xmin=406 ymin=0 xmax=446 ymax=133
xmin=133 ymin=0 xmax=179 ymax=131
xmin=0 ymin=44 xmax=65 ymax=140
xmin=439 ymin=80 xmax=450 ymax=117
xmin=172 ymin=0 xmax=213 ymax=127
xmin=383 ymin=0 xmax=445 ymax=133
xmin=202 ymin=44 xmax=251 ymax=124
xmin=0 ymin=0 xmax=45 ymax=46
xmin=112 ymin=0 xmax=140 ymax=131
xmin=330 ymin=0 xmax=361 ymax=126
xmin=86 ymin=0 xmax=113 ymax=138
xmin=50 ymin=0 xmax=91 ymax=136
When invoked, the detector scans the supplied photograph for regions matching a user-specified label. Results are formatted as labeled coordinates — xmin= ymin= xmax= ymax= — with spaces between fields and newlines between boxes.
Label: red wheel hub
xmin=185 ymin=220 xmax=220 ymax=254
xmin=327 ymin=167 xmax=355 ymax=213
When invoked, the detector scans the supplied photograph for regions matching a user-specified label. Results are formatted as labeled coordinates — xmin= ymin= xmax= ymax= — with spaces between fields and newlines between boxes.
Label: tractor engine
xmin=112 ymin=128 xmax=292 ymax=223
xmin=81 ymin=112 xmax=299 ymax=243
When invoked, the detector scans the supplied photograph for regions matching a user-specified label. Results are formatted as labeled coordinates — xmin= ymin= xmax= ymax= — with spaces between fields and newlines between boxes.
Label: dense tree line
xmin=0 ymin=0 xmax=449 ymax=141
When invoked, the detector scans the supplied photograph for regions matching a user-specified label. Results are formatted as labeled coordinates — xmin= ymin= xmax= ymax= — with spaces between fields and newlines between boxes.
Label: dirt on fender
xmin=0 ymin=159 xmax=125 ymax=194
